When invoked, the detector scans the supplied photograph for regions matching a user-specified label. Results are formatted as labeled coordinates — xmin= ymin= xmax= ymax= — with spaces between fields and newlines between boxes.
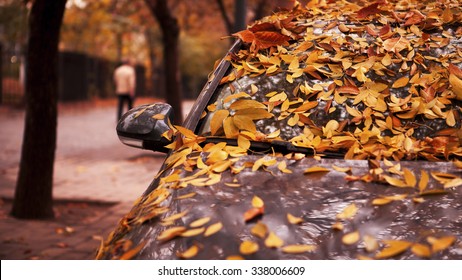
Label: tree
xmin=144 ymin=0 xmax=183 ymax=125
xmin=11 ymin=0 xmax=67 ymax=219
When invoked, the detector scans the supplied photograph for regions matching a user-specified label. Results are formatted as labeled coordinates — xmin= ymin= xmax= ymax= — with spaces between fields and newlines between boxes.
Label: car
xmin=97 ymin=0 xmax=462 ymax=260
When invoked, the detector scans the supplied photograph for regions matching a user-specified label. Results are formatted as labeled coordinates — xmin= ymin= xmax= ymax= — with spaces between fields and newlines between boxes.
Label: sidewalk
xmin=0 ymin=98 xmax=194 ymax=260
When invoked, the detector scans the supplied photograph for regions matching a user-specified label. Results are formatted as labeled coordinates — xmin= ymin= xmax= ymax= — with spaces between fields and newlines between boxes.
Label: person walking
xmin=114 ymin=59 xmax=136 ymax=121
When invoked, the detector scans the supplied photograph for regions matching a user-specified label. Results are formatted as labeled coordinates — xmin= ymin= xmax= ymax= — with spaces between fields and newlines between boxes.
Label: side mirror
xmin=116 ymin=103 xmax=174 ymax=153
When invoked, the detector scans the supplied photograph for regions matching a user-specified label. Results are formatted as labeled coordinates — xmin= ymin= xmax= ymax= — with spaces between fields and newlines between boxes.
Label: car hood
xmin=99 ymin=155 xmax=462 ymax=260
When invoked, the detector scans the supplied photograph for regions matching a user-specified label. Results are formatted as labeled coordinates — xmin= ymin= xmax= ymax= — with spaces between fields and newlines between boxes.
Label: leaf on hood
xmin=281 ymin=244 xmax=316 ymax=254
xmin=336 ymin=203 xmax=358 ymax=220
xmin=411 ymin=243 xmax=431 ymax=258
xmin=375 ymin=240 xmax=412 ymax=259
xmin=177 ymin=244 xmax=200 ymax=259
xmin=180 ymin=227 xmax=205 ymax=237
xmin=342 ymin=231 xmax=360 ymax=245
xmin=427 ymin=236 xmax=456 ymax=253
xmin=239 ymin=240 xmax=259 ymax=255
xmin=252 ymin=195 xmax=265 ymax=208
xmin=419 ymin=170 xmax=429 ymax=193
xmin=244 ymin=207 xmax=264 ymax=222
xmin=190 ymin=217 xmax=211 ymax=228
xmin=251 ymin=222 xmax=268 ymax=239
xmin=304 ymin=166 xmax=330 ymax=174
xmin=287 ymin=213 xmax=303 ymax=224
xmin=204 ymin=222 xmax=223 ymax=237
xmin=265 ymin=232 xmax=284 ymax=248
xmin=157 ymin=226 xmax=187 ymax=241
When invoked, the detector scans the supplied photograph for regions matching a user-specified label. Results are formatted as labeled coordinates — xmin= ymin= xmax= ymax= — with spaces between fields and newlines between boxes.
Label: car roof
xmin=98 ymin=0 xmax=462 ymax=260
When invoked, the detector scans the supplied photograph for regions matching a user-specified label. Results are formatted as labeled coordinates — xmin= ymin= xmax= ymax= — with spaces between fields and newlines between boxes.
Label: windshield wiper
xmin=203 ymin=137 xmax=344 ymax=158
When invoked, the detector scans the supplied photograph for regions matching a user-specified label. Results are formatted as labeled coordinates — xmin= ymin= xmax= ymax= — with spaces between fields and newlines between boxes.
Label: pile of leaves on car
xmin=97 ymin=0 xmax=462 ymax=260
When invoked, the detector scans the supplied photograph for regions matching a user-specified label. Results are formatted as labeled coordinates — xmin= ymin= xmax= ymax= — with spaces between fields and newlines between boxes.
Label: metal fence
xmin=0 ymin=48 xmax=146 ymax=106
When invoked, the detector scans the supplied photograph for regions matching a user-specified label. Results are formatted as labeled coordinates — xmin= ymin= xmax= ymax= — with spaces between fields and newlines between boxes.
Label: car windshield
xmin=197 ymin=14 xmax=462 ymax=161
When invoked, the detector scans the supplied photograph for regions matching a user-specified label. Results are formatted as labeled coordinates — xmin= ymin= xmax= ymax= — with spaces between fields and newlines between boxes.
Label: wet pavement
xmin=0 ymin=98 xmax=194 ymax=259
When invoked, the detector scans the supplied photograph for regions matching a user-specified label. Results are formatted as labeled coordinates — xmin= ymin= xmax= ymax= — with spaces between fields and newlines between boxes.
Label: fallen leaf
xmin=244 ymin=207 xmax=264 ymax=222
xmin=180 ymin=227 xmax=205 ymax=237
xmin=210 ymin=110 xmax=229 ymax=135
xmin=239 ymin=240 xmax=259 ymax=255
xmin=265 ymin=232 xmax=284 ymax=248
xmin=157 ymin=227 xmax=186 ymax=241
xmin=342 ymin=231 xmax=360 ymax=245
xmin=252 ymin=195 xmax=264 ymax=208
xmin=363 ymin=235 xmax=379 ymax=252
xmin=357 ymin=2 xmax=381 ymax=19
xmin=251 ymin=222 xmax=268 ymax=239
xmin=392 ymin=76 xmax=409 ymax=88
xmin=190 ymin=217 xmax=211 ymax=228
xmin=304 ymin=166 xmax=330 ymax=174
xmin=411 ymin=243 xmax=431 ymax=258
xmin=281 ymin=244 xmax=316 ymax=254
xmin=177 ymin=245 xmax=200 ymax=259
xmin=204 ymin=222 xmax=223 ymax=237
xmin=336 ymin=203 xmax=358 ymax=220
xmin=427 ymin=236 xmax=456 ymax=253
xmin=287 ymin=213 xmax=303 ymax=224
xmin=375 ymin=240 xmax=412 ymax=259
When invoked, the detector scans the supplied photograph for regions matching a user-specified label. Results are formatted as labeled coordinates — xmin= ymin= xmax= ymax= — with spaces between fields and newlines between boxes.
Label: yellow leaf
xmin=210 ymin=110 xmax=229 ymax=135
xmin=282 ymin=244 xmax=316 ymax=254
xmin=223 ymin=117 xmax=239 ymax=138
xmin=175 ymin=126 xmax=197 ymax=139
xmin=119 ymin=241 xmax=146 ymax=260
xmin=265 ymin=232 xmax=284 ymax=248
xmin=223 ymin=92 xmax=250 ymax=104
xmin=190 ymin=217 xmax=211 ymax=228
xmin=226 ymin=255 xmax=245 ymax=260
xmin=411 ymin=243 xmax=431 ymax=258
xmin=157 ymin=226 xmax=186 ymax=241
xmin=383 ymin=175 xmax=409 ymax=188
xmin=444 ymin=178 xmax=462 ymax=189
xmin=204 ymin=222 xmax=223 ymax=237
xmin=446 ymin=110 xmax=456 ymax=127
xmin=177 ymin=245 xmax=199 ymax=259
xmin=372 ymin=198 xmax=392 ymax=205
xmin=403 ymin=168 xmax=416 ymax=187
xmin=239 ymin=240 xmax=259 ymax=255
xmin=152 ymin=114 xmax=165 ymax=120
xmin=454 ymin=159 xmax=462 ymax=169
xmin=162 ymin=211 xmax=188 ymax=223
xmin=244 ymin=207 xmax=264 ymax=222
xmin=449 ymin=73 xmax=462 ymax=100
xmin=230 ymin=99 xmax=266 ymax=110
xmin=363 ymin=235 xmax=379 ymax=252
xmin=252 ymin=195 xmax=264 ymax=208
xmin=336 ymin=203 xmax=358 ymax=220
xmin=234 ymin=108 xmax=273 ymax=120
xmin=251 ymin=222 xmax=268 ymax=239
xmin=233 ymin=115 xmax=256 ymax=132
xmin=287 ymin=213 xmax=303 ymax=224
xmin=392 ymin=76 xmax=409 ymax=88
xmin=304 ymin=166 xmax=330 ymax=174
xmin=332 ymin=165 xmax=352 ymax=173
xmin=342 ymin=231 xmax=360 ymax=245
xmin=181 ymin=227 xmax=205 ymax=237
xmin=375 ymin=240 xmax=412 ymax=259
xmin=419 ymin=170 xmax=429 ymax=193
xmin=251 ymin=84 xmax=258 ymax=94
xmin=428 ymin=236 xmax=456 ymax=253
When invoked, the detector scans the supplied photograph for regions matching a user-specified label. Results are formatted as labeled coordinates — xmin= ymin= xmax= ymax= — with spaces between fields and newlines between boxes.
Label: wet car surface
xmin=97 ymin=0 xmax=462 ymax=259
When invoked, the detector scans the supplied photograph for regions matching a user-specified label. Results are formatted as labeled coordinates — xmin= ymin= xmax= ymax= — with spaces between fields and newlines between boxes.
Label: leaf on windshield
xmin=210 ymin=110 xmax=229 ymax=135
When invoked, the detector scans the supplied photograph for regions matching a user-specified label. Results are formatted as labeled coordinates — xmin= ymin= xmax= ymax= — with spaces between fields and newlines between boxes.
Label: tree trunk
xmin=11 ymin=0 xmax=67 ymax=219
xmin=145 ymin=0 xmax=183 ymax=125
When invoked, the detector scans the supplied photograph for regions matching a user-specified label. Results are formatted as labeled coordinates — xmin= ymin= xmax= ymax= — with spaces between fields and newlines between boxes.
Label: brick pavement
xmin=0 ymin=98 xmax=194 ymax=259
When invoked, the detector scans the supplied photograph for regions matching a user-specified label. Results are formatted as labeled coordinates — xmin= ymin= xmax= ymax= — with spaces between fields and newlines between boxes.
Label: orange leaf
xmin=239 ymin=240 xmax=259 ymax=255
xmin=392 ymin=76 xmax=409 ymax=88
xmin=282 ymin=244 xmax=316 ymax=254
xmin=210 ymin=110 xmax=229 ymax=135
xmin=357 ymin=2 xmax=381 ymax=19
xmin=342 ymin=231 xmax=360 ymax=245
xmin=244 ymin=207 xmax=264 ymax=222
xmin=375 ymin=240 xmax=412 ymax=259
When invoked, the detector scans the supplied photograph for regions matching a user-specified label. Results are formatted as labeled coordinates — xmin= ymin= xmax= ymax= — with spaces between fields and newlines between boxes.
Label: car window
xmin=197 ymin=10 xmax=462 ymax=161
